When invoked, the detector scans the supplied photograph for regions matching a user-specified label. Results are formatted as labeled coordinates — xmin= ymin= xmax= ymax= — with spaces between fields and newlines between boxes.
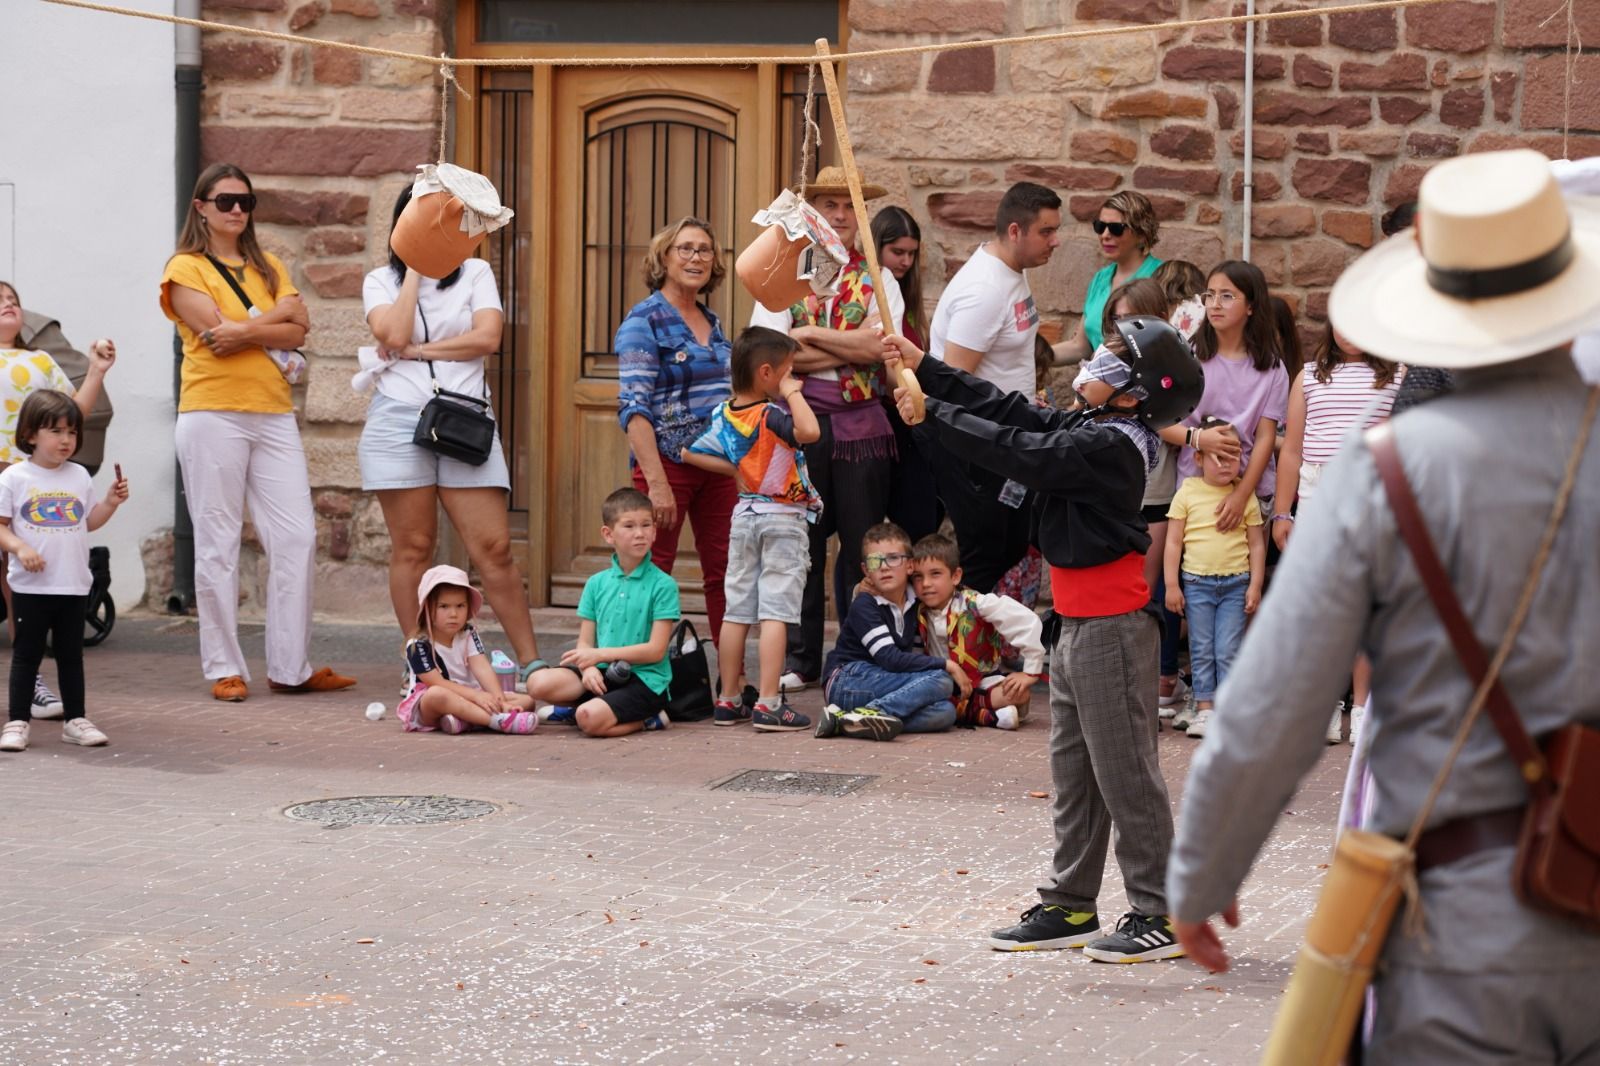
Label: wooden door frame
xmin=452 ymin=1 xmax=848 ymax=606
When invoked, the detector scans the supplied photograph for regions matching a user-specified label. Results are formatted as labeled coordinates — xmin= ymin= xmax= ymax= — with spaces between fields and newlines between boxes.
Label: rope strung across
xmin=42 ymin=0 xmax=1459 ymax=70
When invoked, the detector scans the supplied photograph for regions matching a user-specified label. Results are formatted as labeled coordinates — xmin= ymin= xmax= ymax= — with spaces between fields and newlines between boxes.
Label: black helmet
xmin=1110 ymin=315 xmax=1205 ymax=431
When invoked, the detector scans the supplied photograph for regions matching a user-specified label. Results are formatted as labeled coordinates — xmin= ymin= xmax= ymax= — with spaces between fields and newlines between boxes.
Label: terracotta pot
xmin=736 ymin=224 xmax=812 ymax=313
xmin=391 ymin=191 xmax=479 ymax=280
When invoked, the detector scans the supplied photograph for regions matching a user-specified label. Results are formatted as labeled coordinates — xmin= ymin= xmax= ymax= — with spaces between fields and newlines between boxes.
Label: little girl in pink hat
xmin=397 ymin=565 xmax=538 ymax=734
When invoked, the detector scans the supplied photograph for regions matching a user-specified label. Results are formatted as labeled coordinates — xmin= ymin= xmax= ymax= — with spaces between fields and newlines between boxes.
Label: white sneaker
xmin=1171 ymin=702 xmax=1197 ymax=731
xmin=1326 ymin=706 xmax=1345 ymax=745
xmin=32 ymin=679 xmax=64 ymax=720
xmin=1 ymin=720 xmax=30 ymax=752
xmin=1348 ymin=704 xmax=1366 ymax=747
xmin=1158 ymin=676 xmax=1189 ymax=712
xmin=63 ymin=718 xmax=108 ymax=747
xmin=778 ymin=671 xmax=815 ymax=692
xmin=994 ymin=705 xmax=1020 ymax=731
xmin=1186 ymin=708 xmax=1213 ymax=738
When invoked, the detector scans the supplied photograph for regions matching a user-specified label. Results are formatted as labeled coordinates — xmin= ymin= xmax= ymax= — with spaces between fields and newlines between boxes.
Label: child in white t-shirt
xmin=0 ymin=391 xmax=128 ymax=752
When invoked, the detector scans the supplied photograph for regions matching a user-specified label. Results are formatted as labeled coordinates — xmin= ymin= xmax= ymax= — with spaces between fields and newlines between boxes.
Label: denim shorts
xmin=722 ymin=511 xmax=810 ymax=626
xmin=359 ymin=390 xmax=511 ymax=492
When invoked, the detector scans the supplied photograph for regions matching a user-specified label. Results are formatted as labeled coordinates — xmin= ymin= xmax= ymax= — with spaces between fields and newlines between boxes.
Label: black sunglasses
xmin=203 ymin=193 xmax=257 ymax=213
xmin=1092 ymin=219 xmax=1129 ymax=237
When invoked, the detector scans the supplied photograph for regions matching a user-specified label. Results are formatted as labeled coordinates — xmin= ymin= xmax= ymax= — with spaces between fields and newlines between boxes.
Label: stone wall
xmin=846 ymin=0 xmax=1600 ymax=349
xmin=145 ymin=0 xmax=445 ymax=617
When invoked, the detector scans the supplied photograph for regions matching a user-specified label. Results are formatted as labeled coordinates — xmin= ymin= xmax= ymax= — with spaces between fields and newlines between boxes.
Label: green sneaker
xmin=839 ymin=707 xmax=904 ymax=742
xmin=988 ymin=904 xmax=1101 ymax=951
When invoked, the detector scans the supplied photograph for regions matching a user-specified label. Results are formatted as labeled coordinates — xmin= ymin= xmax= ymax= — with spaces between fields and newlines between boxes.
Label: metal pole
xmin=169 ymin=0 xmax=201 ymax=613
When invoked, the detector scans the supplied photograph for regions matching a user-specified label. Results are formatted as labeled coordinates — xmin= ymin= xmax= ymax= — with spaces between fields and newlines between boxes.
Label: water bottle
xmin=604 ymin=660 xmax=633 ymax=686
xmin=490 ymin=650 xmax=517 ymax=693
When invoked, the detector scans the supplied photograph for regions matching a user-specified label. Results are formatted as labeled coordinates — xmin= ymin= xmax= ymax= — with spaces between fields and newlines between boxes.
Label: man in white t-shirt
xmin=924 ymin=182 xmax=1062 ymax=592
xmin=747 ymin=167 xmax=905 ymax=691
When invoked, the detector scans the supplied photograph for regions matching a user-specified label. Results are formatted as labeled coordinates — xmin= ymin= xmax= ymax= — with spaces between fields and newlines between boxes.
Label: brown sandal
xmin=212 ymin=676 xmax=249 ymax=702
xmin=268 ymin=667 xmax=357 ymax=694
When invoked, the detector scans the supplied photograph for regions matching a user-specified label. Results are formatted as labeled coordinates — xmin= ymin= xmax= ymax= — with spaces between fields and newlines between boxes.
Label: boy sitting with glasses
xmin=814 ymin=522 xmax=963 ymax=741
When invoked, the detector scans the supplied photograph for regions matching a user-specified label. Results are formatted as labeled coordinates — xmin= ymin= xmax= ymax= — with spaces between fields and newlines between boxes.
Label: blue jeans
xmin=1181 ymin=572 xmax=1249 ymax=702
xmin=825 ymin=660 xmax=957 ymax=732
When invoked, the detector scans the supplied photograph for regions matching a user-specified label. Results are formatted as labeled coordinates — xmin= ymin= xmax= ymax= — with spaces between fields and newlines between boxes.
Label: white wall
xmin=0 ymin=1 xmax=176 ymax=610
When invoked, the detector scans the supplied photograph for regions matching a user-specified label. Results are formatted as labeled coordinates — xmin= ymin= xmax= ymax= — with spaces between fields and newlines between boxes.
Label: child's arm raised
xmin=0 ymin=518 xmax=42 ymax=572
xmin=87 ymin=469 xmax=130 ymax=532
xmin=1164 ymin=516 xmax=1187 ymax=616
xmin=779 ymin=374 xmax=822 ymax=445
xmin=1245 ymin=522 xmax=1266 ymax=615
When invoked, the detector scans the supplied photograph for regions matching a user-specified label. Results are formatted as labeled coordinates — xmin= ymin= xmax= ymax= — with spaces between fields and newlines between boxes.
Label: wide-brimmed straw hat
xmin=1330 ymin=149 xmax=1600 ymax=369
xmin=794 ymin=164 xmax=886 ymax=201
xmin=415 ymin=564 xmax=482 ymax=631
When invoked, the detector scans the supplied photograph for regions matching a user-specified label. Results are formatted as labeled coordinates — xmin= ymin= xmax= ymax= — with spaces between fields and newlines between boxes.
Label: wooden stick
xmin=814 ymin=38 xmax=925 ymax=424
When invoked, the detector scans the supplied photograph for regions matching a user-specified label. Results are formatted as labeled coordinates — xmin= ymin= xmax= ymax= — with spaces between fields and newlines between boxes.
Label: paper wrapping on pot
xmin=737 ymin=190 xmax=851 ymax=312
xmin=392 ymin=163 xmax=515 ymax=280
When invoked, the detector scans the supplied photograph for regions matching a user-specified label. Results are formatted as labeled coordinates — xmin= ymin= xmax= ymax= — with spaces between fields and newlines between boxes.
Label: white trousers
xmin=174 ymin=411 xmax=315 ymax=685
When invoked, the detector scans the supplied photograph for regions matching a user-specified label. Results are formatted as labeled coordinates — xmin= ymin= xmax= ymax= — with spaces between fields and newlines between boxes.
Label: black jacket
xmin=913 ymin=357 xmax=1149 ymax=571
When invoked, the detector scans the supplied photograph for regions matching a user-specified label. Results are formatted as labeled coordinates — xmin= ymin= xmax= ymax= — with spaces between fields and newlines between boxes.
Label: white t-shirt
xmin=748 ymin=268 xmax=904 ymax=382
xmin=0 ymin=459 xmax=95 ymax=595
xmin=361 ymin=259 xmax=503 ymax=408
xmin=928 ymin=243 xmax=1040 ymax=396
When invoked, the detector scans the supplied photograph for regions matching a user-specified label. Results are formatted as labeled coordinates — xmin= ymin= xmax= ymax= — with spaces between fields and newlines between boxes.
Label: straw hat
xmin=1330 ymin=149 xmax=1600 ymax=369
xmin=794 ymin=164 xmax=886 ymax=201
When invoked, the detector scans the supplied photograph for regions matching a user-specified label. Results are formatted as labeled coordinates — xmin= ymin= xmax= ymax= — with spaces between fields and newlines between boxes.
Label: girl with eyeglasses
xmin=1055 ymin=191 xmax=1164 ymax=367
xmin=614 ymin=217 xmax=738 ymax=661
xmin=1156 ymin=262 xmax=1287 ymax=731
xmin=160 ymin=163 xmax=354 ymax=704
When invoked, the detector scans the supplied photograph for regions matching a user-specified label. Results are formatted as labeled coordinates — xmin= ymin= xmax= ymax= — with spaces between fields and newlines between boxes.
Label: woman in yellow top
xmin=160 ymin=163 xmax=354 ymax=703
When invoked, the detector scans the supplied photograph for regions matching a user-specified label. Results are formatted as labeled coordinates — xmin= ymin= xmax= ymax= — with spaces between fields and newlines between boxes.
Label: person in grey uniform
xmin=1167 ymin=149 xmax=1600 ymax=1063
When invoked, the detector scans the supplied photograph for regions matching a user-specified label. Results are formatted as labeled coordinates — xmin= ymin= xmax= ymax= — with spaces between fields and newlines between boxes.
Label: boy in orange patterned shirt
xmin=683 ymin=327 xmax=821 ymax=732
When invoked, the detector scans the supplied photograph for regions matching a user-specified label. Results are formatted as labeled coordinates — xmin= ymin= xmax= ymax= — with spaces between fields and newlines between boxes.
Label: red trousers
xmin=632 ymin=460 xmax=735 ymax=640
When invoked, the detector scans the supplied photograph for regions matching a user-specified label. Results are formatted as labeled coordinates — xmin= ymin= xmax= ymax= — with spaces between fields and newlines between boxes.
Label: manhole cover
xmin=713 ymin=770 xmax=876 ymax=797
xmin=284 ymin=795 xmax=499 ymax=827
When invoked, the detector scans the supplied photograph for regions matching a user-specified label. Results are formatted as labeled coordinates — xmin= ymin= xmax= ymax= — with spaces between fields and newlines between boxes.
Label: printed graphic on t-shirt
xmin=1013 ymin=296 xmax=1039 ymax=333
xmin=20 ymin=491 xmax=85 ymax=530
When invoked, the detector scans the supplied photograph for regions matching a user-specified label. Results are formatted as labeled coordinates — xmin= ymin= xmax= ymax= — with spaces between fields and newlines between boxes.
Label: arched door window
xmin=582 ymin=95 xmax=737 ymax=377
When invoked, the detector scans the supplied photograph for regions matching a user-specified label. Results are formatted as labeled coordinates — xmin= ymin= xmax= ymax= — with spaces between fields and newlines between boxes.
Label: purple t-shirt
xmin=1176 ymin=354 xmax=1291 ymax=499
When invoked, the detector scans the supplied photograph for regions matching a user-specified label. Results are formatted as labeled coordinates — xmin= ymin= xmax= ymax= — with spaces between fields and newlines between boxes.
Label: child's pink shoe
xmin=437 ymin=715 xmax=470 ymax=735
xmin=490 ymin=710 xmax=538 ymax=735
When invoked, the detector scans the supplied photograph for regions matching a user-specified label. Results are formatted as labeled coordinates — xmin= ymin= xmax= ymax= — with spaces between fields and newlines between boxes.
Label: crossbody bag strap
xmin=205 ymin=254 xmax=255 ymax=314
xmin=1369 ymin=386 xmax=1599 ymax=839
xmin=415 ymin=302 xmax=491 ymax=404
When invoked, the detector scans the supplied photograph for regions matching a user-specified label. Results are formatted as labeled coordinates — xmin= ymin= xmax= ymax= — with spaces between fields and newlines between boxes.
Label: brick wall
xmin=149 ymin=0 xmax=445 ymax=615
xmin=846 ymin=0 xmax=1600 ymax=350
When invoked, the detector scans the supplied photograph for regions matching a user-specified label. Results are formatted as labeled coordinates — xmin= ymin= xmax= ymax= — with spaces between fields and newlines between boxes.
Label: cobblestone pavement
xmin=1 ymin=615 xmax=1351 ymax=1065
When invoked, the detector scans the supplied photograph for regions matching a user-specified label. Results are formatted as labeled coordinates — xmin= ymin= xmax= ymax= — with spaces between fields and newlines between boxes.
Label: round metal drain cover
xmin=285 ymin=795 xmax=498 ymax=827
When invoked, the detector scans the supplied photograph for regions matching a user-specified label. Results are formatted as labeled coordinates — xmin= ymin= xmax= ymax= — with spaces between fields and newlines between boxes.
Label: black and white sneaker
xmin=1082 ymin=912 xmax=1186 ymax=963
xmin=988 ymin=904 xmax=1101 ymax=951
xmin=32 ymin=679 xmax=64 ymax=720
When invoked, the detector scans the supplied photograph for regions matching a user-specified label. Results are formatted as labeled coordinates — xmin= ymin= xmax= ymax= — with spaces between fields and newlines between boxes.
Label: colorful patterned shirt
xmin=0 ymin=350 xmax=77 ymax=464
xmin=615 ymin=290 xmax=733 ymax=464
xmin=688 ymin=399 xmax=822 ymax=521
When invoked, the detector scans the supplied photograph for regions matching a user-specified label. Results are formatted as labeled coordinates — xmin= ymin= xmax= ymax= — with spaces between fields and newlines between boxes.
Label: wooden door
xmin=545 ymin=67 xmax=771 ymax=609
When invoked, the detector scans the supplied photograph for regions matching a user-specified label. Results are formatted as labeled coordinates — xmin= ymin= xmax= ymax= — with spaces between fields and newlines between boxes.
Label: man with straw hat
xmin=749 ymin=165 xmax=904 ymax=696
xmin=1168 ymin=149 xmax=1600 ymax=1060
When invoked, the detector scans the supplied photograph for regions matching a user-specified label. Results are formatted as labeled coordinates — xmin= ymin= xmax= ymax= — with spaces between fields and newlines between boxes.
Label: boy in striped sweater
xmin=910 ymin=534 xmax=1045 ymax=730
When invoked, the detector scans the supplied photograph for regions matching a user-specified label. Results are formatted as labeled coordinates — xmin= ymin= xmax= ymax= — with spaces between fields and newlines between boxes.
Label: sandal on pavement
xmin=268 ymin=667 xmax=357 ymax=694
xmin=212 ymin=676 xmax=249 ymax=702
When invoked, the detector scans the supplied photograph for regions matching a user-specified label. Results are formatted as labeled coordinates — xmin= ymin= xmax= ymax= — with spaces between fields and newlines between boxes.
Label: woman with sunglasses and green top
xmin=1056 ymin=191 xmax=1163 ymax=366
xmin=160 ymin=163 xmax=355 ymax=704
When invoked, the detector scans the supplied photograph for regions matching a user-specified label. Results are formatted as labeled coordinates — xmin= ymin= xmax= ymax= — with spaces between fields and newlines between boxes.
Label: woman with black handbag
xmin=361 ymin=186 xmax=545 ymax=682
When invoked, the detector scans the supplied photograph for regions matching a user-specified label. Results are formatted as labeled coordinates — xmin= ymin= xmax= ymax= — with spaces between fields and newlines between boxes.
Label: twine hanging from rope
xmin=797 ymin=61 xmax=822 ymax=201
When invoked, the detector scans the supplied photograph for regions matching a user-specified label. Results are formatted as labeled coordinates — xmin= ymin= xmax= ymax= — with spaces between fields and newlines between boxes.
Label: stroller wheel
xmin=84 ymin=592 xmax=115 ymax=648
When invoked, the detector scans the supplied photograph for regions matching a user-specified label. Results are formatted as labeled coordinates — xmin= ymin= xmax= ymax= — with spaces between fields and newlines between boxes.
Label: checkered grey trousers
xmin=1036 ymin=608 xmax=1173 ymax=917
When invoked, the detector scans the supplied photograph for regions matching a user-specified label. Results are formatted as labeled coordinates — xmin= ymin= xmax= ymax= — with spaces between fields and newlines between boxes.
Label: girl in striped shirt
xmin=1272 ymin=323 xmax=1403 ymax=744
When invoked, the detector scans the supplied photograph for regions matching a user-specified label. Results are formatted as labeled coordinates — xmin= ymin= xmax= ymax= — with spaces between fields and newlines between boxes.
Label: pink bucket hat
xmin=415 ymin=564 xmax=483 ymax=630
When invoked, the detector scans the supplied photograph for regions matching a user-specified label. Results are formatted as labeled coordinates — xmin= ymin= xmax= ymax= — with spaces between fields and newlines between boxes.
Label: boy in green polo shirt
xmin=525 ymin=487 xmax=681 ymax=736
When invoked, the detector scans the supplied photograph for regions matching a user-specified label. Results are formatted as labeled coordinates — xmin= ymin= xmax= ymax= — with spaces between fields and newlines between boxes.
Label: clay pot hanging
xmin=736 ymin=190 xmax=850 ymax=313
xmin=391 ymin=163 xmax=515 ymax=280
